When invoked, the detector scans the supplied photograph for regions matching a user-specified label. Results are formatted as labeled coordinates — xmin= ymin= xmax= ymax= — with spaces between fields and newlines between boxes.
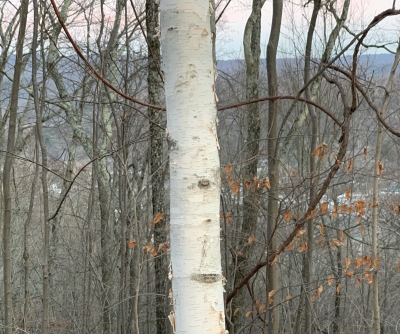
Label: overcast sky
xmin=217 ymin=0 xmax=399 ymax=59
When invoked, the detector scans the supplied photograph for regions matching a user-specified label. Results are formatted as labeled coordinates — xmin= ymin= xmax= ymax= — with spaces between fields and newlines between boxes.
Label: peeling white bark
xmin=161 ymin=0 xmax=226 ymax=332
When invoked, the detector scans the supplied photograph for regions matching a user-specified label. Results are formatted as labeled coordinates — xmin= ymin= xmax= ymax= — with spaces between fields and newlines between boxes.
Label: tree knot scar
xmin=191 ymin=273 xmax=221 ymax=283
xmin=198 ymin=179 xmax=210 ymax=189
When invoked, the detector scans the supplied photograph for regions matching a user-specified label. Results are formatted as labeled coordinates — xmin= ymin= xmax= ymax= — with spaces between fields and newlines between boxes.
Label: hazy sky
xmin=217 ymin=0 xmax=399 ymax=59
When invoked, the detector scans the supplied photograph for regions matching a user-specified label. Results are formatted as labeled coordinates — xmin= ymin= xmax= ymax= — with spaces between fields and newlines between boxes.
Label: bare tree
xmin=2 ymin=0 xmax=29 ymax=332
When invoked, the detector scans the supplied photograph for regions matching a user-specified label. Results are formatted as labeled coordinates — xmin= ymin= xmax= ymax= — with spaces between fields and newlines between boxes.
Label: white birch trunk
xmin=160 ymin=1 xmax=226 ymax=333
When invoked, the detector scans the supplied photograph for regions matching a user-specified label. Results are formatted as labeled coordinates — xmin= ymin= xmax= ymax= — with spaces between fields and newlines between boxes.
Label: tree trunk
xmin=2 ymin=1 xmax=29 ymax=332
xmin=303 ymin=2 xmax=321 ymax=332
xmin=371 ymin=41 xmax=400 ymax=334
xmin=266 ymin=1 xmax=283 ymax=334
xmin=32 ymin=1 xmax=52 ymax=331
xmin=232 ymin=0 xmax=265 ymax=329
xmin=146 ymin=0 xmax=169 ymax=332
xmin=160 ymin=0 xmax=226 ymax=332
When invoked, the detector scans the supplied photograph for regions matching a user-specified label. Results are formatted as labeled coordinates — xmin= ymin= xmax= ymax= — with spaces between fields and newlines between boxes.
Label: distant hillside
xmin=217 ymin=53 xmax=398 ymax=77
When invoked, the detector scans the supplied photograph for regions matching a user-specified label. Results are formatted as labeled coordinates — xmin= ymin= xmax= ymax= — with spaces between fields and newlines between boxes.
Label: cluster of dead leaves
xmin=143 ymin=241 xmax=169 ymax=257
xmin=311 ymin=286 xmax=324 ymax=302
xmin=224 ymin=164 xmax=271 ymax=195
xmin=312 ymin=142 xmax=328 ymax=160
xmin=389 ymin=204 xmax=400 ymax=215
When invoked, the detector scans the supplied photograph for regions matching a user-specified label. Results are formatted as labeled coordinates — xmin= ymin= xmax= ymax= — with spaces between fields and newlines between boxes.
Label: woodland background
xmin=1 ymin=0 xmax=400 ymax=333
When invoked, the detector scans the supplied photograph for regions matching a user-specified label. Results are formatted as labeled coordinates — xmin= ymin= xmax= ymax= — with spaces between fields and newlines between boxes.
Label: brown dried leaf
xmin=312 ymin=142 xmax=327 ymax=157
xmin=296 ymin=229 xmax=306 ymax=238
xmin=354 ymin=257 xmax=362 ymax=269
xmin=162 ymin=243 xmax=170 ymax=253
xmin=283 ymin=211 xmax=292 ymax=223
xmin=359 ymin=225 xmax=365 ymax=235
xmin=168 ymin=312 xmax=176 ymax=332
xmin=268 ymin=297 xmax=273 ymax=305
xmin=339 ymin=230 xmax=344 ymax=241
xmin=355 ymin=200 xmax=366 ymax=215
xmin=225 ymin=164 xmax=233 ymax=176
xmin=265 ymin=177 xmax=271 ymax=189
xmin=152 ymin=213 xmax=163 ymax=227
xmin=378 ymin=161 xmax=383 ymax=176
xmin=332 ymin=238 xmax=344 ymax=247
xmin=390 ymin=204 xmax=395 ymax=213
xmin=346 ymin=158 xmax=353 ymax=173
xmin=312 ymin=285 xmax=323 ymax=302
xmin=232 ymin=183 xmax=239 ymax=195
xmin=268 ymin=290 xmax=277 ymax=298
xmin=248 ymin=234 xmax=255 ymax=245
xmin=364 ymin=146 xmax=368 ymax=159
xmin=259 ymin=304 xmax=265 ymax=313
xmin=234 ymin=308 xmax=240 ymax=317
xmin=320 ymin=202 xmax=329 ymax=214
xmin=319 ymin=223 xmax=324 ymax=235
xmin=298 ymin=240 xmax=308 ymax=253
xmin=345 ymin=258 xmax=351 ymax=272
xmin=364 ymin=255 xmax=372 ymax=271
xmin=328 ymin=275 xmax=334 ymax=286
xmin=331 ymin=205 xmax=338 ymax=218
xmin=150 ymin=248 xmax=157 ymax=257
xmin=144 ymin=242 xmax=153 ymax=254
xmin=245 ymin=310 xmax=252 ymax=318
xmin=345 ymin=188 xmax=351 ymax=200
xmin=291 ymin=170 xmax=297 ymax=177
xmin=307 ymin=210 xmax=316 ymax=219
xmin=128 ymin=241 xmax=136 ymax=249
xmin=346 ymin=271 xmax=354 ymax=278
xmin=286 ymin=295 xmax=292 ymax=301
xmin=336 ymin=284 xmax=341 ymax=293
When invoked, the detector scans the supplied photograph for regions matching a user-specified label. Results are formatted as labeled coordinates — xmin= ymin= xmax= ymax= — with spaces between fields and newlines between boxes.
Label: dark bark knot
xmin=191 ymin=273 xmax=221 ymax=283
xmin=198 ymin=179 xmax=210 ymax=189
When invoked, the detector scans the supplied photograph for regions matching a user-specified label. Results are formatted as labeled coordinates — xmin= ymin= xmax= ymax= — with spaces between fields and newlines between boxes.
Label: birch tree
xmin=160 ymin=0 xmax=226 ymax=332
